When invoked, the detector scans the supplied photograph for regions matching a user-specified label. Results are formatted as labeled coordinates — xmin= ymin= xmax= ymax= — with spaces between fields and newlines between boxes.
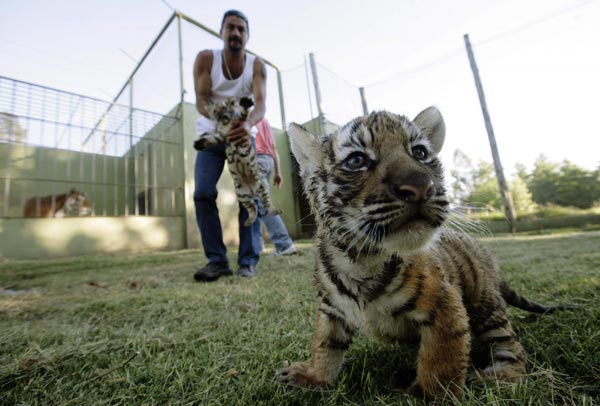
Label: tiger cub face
xmin=208 ymin=97 xmax=254 ymax=135
xmin=288 ymin=107 xmax=449 ymax=256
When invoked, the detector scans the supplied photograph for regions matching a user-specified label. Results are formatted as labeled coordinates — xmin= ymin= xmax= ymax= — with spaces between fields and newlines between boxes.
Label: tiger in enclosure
xmin=23 ymin=188 xmax=91 ymax=218
xmin=194 ymin=96 xmax=281 ymax=226
xmin=276 ymin=107 xmax=567 ymax=400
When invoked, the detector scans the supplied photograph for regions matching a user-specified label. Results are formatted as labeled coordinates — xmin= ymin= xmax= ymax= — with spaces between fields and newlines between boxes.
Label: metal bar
xmin=144 ymin=143 xmax=149 ymax=215
xmin=160 ymin=132 xmax=166 ymax=214
xmin=134 ymin=142 xmax=139 ymax=216
xmin=303 ymin=55 xmax=315 ymax=126
xmin=3 ymin=80 xmax=16 ymax=217
xmin=359 ymin=87 xmax=368 ymax=115
xmin=81 ymin=12 xmax=178 ymax=148
xmin=177 ymin=14 xmax=185 ymax=105
xmin=21 ymin=84 xmax=33 ymax=215
xmin=176 ymin=12 xmax=187 ymax=224
xmin=50 ymin=92 xmax=60 ymax=216
xmin=102 ymin=132 xmax=108 ymax=216
xmin=277 ymin=70 xmax=286 ymax=130
xmin=114 ymin=133 xmax=118 ymax=215
xmin=152 ymin=138 xmax=158 ymax=215
xmin=66 ymin=94 xmax=73 ymax=180
xmin=464 ymin=33 xmax=517 ymax=233
xmin=309 ymin=53 xmax=326 ymax=136
xmin=35 ymin=87 xmax=47 ymax=216
xmin=127 ymin=79 xmax=133 ymax=215
xmin=0 ymin=75 xmax=115 ymax=105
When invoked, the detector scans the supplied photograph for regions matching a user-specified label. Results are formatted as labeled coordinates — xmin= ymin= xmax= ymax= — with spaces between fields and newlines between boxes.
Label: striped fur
xmin=194 ymin=97 xmax=281 ymax=226
xmin=24 ymin=188 xmax=91 ymax=218
xmin=277 ymin=108 xmax=561 ymax=400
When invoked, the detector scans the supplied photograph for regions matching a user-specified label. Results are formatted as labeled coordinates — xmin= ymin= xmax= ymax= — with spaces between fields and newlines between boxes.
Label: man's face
xmin=221 ymin=16 xmax=248 ymax=52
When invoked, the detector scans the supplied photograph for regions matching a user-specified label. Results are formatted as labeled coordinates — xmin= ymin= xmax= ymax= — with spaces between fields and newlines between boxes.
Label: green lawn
xmin=1 ymin=231 xmax=599 ymax=405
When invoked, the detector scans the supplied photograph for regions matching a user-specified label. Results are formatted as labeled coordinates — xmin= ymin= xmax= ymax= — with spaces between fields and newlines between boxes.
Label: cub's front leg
xmin=193 ymin=132 xmax=224 ymax=151
xmin=411 ymin=286 xmax=470 ymax=400
xmin=277 ymin=308 xmax=353 ymax=387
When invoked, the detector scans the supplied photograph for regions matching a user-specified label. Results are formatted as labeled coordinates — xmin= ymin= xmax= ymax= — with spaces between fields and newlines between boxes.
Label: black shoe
xmin=237 ymin=265 xmax=256 ymax=278
xmin=194 ymin=262 xmax=233 ymax=282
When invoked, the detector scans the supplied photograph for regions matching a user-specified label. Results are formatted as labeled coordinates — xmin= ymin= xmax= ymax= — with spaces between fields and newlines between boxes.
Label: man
xmin=255 ymin=118 xmax=297 ymax=256
xmin=192 ymin=10 xmax=267 ymax=282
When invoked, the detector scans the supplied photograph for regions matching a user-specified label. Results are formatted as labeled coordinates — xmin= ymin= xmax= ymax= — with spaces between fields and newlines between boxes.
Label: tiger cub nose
xmin=389 ymin=182 xmax=434 ymax=203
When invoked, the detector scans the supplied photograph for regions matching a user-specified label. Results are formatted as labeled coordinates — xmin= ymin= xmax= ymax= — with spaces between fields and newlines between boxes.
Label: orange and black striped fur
xmin=277 ymin=108 xmax=563 ymax=400
xmin=194 ymin=97 xmax=281 ymax=226
xmin=23 ymin=188 xmax=91 ymax=218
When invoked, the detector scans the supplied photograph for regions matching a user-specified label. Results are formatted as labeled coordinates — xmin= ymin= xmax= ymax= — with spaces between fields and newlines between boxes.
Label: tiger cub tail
xmin=500 ymin=281 xmax=572 ymax=313
xmin=242 ymin=200 xmax=259 ymax=227
xmin=258 ymin=180 xmax=283 ymax=218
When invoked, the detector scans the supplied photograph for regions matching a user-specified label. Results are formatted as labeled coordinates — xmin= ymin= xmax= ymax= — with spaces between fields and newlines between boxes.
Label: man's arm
xmin=264 ymin=120 xmax=283 ymax=189
xmin=193 ymin=50 xmax=213 ymax=118
xmin=228 ymin=57 xmax=267 ymax=146
xmin=247 ymin=57 xmax=267 ymax=126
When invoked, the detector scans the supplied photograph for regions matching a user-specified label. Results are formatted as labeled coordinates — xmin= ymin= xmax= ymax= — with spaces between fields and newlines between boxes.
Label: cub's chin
xmin=381 ymin=219 xmax=439 ymax=254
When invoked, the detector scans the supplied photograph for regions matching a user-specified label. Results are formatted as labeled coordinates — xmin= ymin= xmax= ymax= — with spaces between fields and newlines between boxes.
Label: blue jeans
xmin=194 ymin=142 xmax=261 ymax=267
xmin=256 ymin=154 xmax=294 ymax=252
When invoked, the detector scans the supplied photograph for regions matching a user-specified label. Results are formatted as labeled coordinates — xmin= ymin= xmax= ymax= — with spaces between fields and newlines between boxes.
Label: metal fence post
xmin=464 ymin=33 xmax=517 ymax=233
xmin=309 ymin=53 xmax=326 ymax=136
xmin=359 ymin=87 xmax=368 ymax=115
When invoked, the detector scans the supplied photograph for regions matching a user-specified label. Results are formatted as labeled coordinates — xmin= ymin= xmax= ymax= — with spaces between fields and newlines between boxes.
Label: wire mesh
xmin=0 ymin=76 xmax=182 ymax=218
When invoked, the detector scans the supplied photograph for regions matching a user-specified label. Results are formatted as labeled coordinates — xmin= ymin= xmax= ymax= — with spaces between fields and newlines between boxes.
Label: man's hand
xmin=227 ymin=121 xmax=252 ymax=146
xmin=273 ymin=173 xmax=283 ymax=189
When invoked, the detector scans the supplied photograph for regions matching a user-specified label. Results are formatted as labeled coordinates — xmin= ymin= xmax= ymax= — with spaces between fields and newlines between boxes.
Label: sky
xmin=1 ymin=0 xmax=599 ymax=176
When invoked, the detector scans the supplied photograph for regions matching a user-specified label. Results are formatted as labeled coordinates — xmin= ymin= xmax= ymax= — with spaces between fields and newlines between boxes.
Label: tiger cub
xmin=277 ymin=107 xmax=564 ymax=400
xmin=194 ymin=97 xmax=281 ymax=226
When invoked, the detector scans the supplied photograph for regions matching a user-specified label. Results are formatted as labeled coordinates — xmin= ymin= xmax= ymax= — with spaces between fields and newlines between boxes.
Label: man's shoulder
xmin=252 ymin=56 xmax=266 ymax=77
xmin=252 ymin=55 xmax=265 ymax=67
xmin=197 ymin=49 xmax=215 ymax=60
xmin=194 ymin=50 xmax=215 ymax=73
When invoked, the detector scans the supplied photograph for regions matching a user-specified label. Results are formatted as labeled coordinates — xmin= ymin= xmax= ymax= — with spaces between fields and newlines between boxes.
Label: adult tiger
xmin=23 ymin=188 xmax=91 ymax=218
xmin=276 ymin=107 xmax=566 ymax=400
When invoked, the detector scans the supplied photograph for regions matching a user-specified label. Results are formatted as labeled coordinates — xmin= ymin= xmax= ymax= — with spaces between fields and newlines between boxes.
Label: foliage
xmin=525 ymin=156 xmax=600 ymax=209
xmin=0 ymin=112 xmax=27 ymax=143
xmin=451 ymin=150 xmax=600 ymax=211
xmin=451 ymin=149 xmax=536 ymax=213
xmin=1 ymin=233 xmax=599 ymax=405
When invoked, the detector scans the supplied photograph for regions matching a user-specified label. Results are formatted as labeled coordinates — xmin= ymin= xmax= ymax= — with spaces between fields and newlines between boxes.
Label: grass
xmin=1 ymin=231 xmax=599 ymax=405
xmin=469 ymin=207 xmax=600 ymax=234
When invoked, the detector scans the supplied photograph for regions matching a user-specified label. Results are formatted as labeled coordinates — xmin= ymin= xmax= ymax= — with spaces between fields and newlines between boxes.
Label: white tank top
xmin=196 ymin=50 xmax=258 ymax=137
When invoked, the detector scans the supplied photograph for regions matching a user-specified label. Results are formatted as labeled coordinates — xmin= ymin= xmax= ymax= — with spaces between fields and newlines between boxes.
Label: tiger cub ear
xmin=288 ymin=123 xmax=323 ymax=174
xmin=413 ymin=106 xmax=445 ymax=155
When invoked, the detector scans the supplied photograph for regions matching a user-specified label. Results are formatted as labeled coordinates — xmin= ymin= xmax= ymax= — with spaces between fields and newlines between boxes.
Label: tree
xmin=0 ymin=112 xmax=27 ymax=143
xmin=526 ymin=156 xmax=600 ymax=209
xmin=527 ymin=155 xmax=559 ymax=206
xmin=555 ymin=161 xmax=597 ymax=208
xmin=510 ymin=174 xmax=537 ymax=213
xmin=466 ymin=161 xmax=501 ymax=210
xmin=450 ymin=149 xmax=475 ymax=204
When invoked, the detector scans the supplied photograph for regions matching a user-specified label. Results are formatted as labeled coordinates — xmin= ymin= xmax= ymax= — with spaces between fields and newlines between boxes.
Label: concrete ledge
xmin=0 ymin=217 xmax=185 ymax=259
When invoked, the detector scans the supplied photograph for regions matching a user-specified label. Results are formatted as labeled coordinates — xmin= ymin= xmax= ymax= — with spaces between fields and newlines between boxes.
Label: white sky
xmin=1 ymin=0 xmax=599 ymax=175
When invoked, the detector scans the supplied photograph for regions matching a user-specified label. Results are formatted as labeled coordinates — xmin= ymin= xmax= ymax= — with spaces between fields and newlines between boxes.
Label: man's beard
xmin=227 ymin=37 xmax=243 ymax=52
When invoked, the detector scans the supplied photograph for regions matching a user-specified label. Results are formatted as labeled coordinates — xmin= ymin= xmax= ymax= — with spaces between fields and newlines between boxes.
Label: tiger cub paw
xmin=243 ymin=209 xmax=258 ymax=226
xmin=276 ymin=361 xmax=328 ymax=388
xmin=193 ymin=138 xmax=207 ymax=151
xmin=269 ymin=207 xmax=283 ymax=216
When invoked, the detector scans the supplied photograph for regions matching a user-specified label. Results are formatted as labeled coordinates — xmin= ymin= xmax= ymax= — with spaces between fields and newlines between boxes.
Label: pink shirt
xmin=255 ymin=118 xmax=277 ymax=157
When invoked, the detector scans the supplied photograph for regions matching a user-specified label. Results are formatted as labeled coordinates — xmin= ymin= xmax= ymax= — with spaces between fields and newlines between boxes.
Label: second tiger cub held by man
xmin=194 ymin=97 xmax=281 ymax=226
xmin=277 ymin=107 xmax=564 ymax=400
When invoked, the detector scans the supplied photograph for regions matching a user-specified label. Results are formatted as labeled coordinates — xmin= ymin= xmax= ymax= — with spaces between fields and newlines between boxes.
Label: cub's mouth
xmin=389 ymin=211 xmax=438 ymax=235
